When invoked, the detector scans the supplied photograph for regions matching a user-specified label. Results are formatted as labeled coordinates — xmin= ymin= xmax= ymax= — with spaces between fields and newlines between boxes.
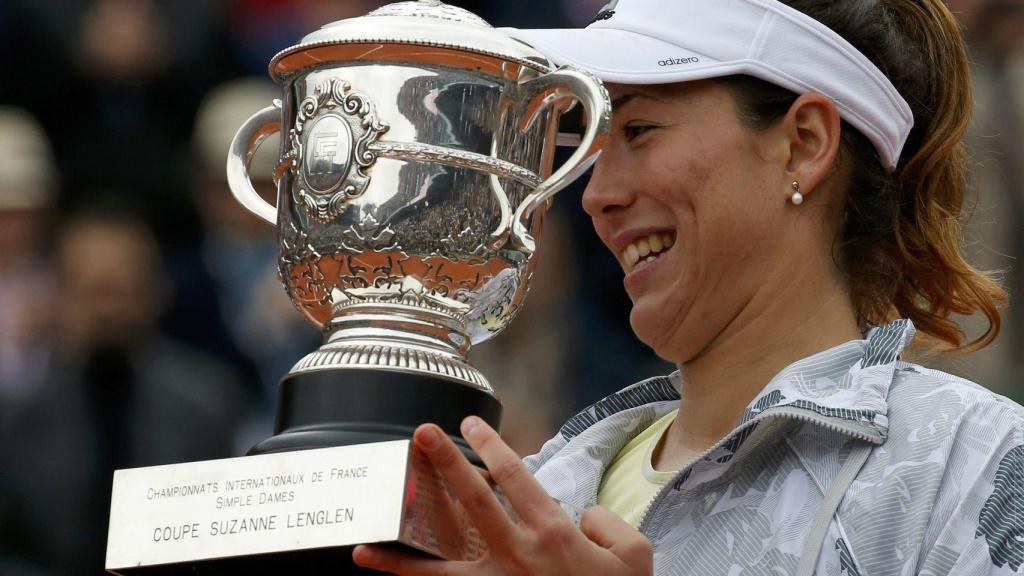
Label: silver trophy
xmin=104 ymin=2 xmax=609 ymax=573
xmin=227 ymin=0 xmax=610 ymax=457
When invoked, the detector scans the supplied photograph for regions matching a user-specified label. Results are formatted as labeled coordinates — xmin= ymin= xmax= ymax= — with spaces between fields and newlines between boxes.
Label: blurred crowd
xmin=0 ymin=1 xmax=1020 ymax=574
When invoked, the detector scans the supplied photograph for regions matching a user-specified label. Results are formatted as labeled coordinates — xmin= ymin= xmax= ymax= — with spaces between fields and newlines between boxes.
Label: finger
xmin=579 ymin=506 xmax=653 ymax=570
xmin=414 ymin=423 xmax=519 ymax=551
xmin=460 ymin=416 xmax=566 ymax=528
xmin=353 ymin=544 xmax=470 ymax=576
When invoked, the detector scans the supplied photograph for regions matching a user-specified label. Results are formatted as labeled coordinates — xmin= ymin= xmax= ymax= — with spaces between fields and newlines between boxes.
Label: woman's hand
xmin=352 ymin=416 xmax=653 ymax=576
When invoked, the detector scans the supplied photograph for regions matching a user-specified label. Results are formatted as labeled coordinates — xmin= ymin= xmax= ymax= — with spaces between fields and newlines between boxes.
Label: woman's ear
xmin=782 ymin=93 xmax=843 ymax=200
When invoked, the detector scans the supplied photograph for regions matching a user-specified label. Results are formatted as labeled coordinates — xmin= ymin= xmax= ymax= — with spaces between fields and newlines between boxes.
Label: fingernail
xmin=461 ymin=416 xmax=481 ymax=439
xmin=418 ymin=426 xmax=441 ymax=451
xmin=353 ymin=545 xmax=375 ymax=566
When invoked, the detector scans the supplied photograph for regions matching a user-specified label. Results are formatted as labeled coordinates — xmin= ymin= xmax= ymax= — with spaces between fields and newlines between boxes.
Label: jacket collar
xmin=533 ymin=320 xmax=915 ymax=510
xmin=734 ymin=318 xmax=915 ymax=442
xmin=558 ymin=319 xmax=914 ymax=444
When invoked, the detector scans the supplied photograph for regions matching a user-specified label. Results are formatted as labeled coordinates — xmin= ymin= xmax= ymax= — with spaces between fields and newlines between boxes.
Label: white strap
xmin=796 ymin=442 xmax=873 ymax=576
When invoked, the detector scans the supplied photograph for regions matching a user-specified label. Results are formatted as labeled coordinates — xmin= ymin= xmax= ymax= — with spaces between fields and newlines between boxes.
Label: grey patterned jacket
xmin=526 ymin=320 xmax=1024 ymax=575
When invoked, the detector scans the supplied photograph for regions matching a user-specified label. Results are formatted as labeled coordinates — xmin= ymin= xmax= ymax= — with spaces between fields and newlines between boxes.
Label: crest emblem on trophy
xmin=283 ymin=79 xmax=390 ymax=223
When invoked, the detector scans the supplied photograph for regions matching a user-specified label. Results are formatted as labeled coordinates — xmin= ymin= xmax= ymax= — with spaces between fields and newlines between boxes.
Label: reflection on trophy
xmin=227 ymin=0 xmax=610 ymax=458
xmin=105 ymin=1 xmax=609 ymax=572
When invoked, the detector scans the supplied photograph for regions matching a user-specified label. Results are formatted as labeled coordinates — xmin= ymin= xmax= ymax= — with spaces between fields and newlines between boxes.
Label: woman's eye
xmin=623 ymin=124 xmax=656 ymax=141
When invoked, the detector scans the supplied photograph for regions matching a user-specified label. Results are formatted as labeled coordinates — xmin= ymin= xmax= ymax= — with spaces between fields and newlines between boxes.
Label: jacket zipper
xmin=635 ymin=406 xmax=884 ymax=536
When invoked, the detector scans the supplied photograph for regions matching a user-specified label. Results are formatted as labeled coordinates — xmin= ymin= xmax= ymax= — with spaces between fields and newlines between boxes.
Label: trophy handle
xmin=512 ymin=66 xmax=611 ymax=252
xmin=226 ymin=102 xmax=282 ymax=225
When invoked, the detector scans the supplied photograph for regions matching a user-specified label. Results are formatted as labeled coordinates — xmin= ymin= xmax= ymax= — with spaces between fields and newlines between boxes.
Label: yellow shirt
xmin=597 ymin=409 xmax=680 ymax=527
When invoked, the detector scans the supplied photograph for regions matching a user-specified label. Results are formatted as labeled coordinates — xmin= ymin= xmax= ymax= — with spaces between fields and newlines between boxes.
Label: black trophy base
xmin=240 ymin=367 xmax=501 ymax=574
xmin=248 ymin=367 xmax=502 ymax=467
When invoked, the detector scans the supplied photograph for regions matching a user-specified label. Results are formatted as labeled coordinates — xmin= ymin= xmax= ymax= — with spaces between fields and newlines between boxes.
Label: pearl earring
xmin=791 ymin=181 xmax=804 ymax=206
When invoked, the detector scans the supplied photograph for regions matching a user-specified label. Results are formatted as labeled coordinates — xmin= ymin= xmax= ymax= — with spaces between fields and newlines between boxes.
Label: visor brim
xmin=507 ymin=27 xmax=741 ymax=85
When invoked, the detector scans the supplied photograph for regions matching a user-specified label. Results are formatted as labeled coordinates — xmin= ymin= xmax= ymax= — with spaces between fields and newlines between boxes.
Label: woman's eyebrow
xmin=611 ymin=91 xmax=665 ymax=112
xmin=612 ymin=93 xmax=639 ymax=110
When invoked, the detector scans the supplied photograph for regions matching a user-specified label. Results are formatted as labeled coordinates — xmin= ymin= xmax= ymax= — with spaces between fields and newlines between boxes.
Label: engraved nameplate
xmin=105 ymin=440 xmax=484 ymax=573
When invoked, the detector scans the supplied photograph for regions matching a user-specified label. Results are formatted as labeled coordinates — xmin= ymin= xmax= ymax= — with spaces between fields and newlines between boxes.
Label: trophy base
xmin=248 ymin=367 xmax=503 ymax=467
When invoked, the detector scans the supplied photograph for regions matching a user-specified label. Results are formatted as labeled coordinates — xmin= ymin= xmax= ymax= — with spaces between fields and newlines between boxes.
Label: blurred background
xmin=0 ymin=1 xmax=1020 ymax=574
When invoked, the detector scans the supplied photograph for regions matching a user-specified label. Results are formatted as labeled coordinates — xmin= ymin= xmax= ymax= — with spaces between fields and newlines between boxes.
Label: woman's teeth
xmin=624 ymin=233 xmax=675 ymax=271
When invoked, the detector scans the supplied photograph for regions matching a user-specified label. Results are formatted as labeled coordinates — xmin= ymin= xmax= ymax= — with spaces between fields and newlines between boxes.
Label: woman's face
xmin=583 ymin=81 xmax=794 ymax=363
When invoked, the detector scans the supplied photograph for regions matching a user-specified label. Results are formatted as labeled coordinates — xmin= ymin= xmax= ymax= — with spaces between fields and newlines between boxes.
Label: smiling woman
xmin=351 ymin=1 xmax=1022 ymax=576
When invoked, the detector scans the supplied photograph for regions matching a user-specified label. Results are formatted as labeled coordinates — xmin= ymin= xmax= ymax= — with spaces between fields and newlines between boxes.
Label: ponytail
xmin=722 ymin=0 xmax=1007 ymax=353
xmin=882 ymin=0 xmax=1006 ymax=353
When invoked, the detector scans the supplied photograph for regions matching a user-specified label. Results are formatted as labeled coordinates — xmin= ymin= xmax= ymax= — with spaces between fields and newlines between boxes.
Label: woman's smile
xmin=621 ymin=230 xmax=677 ymax=295
xmin=622 ymin=231 xmax=676 ymax=272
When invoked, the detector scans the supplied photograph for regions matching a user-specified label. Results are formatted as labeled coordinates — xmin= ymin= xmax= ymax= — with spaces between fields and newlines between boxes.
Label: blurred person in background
xmin=0 ymin=108 xmax=57 ymax=406
xmin=0 ymin=205 xmax=245 ymax=576
xmin=192 ymin=78 xmax=319 ymax=449
xmin=1 ymin=0 xmax=233 ymax=237
xmin=0 ymin=0 xmax=254 ymax=375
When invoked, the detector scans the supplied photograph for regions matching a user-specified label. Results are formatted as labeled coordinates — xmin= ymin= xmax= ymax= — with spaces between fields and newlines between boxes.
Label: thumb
xmin=580 ymin=506 xmax=653 ymax=569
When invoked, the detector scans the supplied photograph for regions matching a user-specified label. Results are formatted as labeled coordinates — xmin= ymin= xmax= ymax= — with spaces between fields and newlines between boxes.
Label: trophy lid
xmin=269 ymin=0 xmax=552 ymax=82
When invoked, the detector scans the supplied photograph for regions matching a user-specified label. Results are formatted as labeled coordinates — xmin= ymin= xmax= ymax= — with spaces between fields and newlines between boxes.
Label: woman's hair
xmin=720 ymin=0 xmax=1007 ymax=354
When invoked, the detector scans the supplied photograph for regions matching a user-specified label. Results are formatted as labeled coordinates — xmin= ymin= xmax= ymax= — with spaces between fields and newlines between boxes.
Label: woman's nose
xmin=582 ymin=153 xmax=634 ymax=218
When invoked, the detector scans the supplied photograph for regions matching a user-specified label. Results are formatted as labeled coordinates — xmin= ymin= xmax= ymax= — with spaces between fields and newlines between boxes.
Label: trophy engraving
xmin=306 ymin=115 xmax=352 ymax=191
xmin=286 ymin=78 xmax=389 ymax=223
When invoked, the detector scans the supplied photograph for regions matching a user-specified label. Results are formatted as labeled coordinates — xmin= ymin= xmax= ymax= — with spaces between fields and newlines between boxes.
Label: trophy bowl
xmin=227 ymin=0 xmax=610 ymax=457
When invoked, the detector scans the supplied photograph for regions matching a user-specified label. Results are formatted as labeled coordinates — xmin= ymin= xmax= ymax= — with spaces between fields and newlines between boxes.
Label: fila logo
xmin=658 ymin=56 xmax=700 ymax=66
xmin=590 ymin=0 xmax=619 ymax=23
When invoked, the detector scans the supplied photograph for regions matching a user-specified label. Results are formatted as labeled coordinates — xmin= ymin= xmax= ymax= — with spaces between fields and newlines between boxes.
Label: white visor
xmin=506 ymin=0 xmax=914 ymax=171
